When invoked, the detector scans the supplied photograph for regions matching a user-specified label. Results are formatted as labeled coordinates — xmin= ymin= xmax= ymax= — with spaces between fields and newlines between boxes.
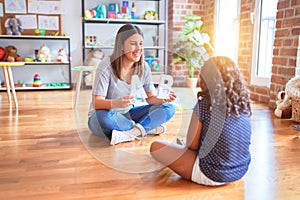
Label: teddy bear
xmin=38 ymin=44 xmax=51 ymax=62
xmin=274 ymin=90 xmax=292 ymax=119
xmin=82 ymin=50 xmax=104 ymax=88
xmin=85 ymin=49 xmax=104 ymax=67
xmin=3 ymin=45 xmax=24 ymax=62
xmin=4 ymin=17 xmax=24 ymax=35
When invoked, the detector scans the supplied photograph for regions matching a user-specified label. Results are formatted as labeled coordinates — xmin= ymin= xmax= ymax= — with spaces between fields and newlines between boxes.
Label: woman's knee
xmin=163 ymin=103 xmax=176 ymax=119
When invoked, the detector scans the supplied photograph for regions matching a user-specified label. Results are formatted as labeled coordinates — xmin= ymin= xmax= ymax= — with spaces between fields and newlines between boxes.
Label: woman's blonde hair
xmin=198 ymin=56 xmax=251 ymax=117
xmin=110 ymin=24 xmax=144 ymax=79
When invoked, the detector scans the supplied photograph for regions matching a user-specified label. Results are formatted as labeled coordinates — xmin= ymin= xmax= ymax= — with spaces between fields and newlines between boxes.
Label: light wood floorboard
xmin=0 ymin=89 xmax=299 ymax=200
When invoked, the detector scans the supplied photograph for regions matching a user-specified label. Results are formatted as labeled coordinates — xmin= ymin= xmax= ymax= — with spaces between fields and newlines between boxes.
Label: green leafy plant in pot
xmin=171 ymin=14 xmax=213 ymax=86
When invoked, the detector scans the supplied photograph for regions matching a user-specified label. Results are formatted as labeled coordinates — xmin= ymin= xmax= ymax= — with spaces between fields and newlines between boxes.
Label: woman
xmin=150 ymin=56 xmax=252 ymax=186
xmin=88 ymin=24 xmax=176 ymax=145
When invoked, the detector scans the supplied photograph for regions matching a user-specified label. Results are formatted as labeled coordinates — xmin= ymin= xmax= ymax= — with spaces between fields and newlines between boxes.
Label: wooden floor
xmin=0 ymin=88 xmax=299 ymax=200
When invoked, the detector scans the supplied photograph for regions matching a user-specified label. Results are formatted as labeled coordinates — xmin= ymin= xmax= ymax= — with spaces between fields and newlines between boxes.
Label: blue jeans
xmin=88 ymin=103 xmax=175 ymax=137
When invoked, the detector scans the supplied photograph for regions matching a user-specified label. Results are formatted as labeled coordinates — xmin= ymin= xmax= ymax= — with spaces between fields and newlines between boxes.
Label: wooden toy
xmin=108 ymin=3 xmax=118 ymax=19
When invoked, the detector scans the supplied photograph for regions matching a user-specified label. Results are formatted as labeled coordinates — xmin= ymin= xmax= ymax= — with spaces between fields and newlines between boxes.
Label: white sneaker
xmin=147 ymin=124 xmax=167 ymax=135
xmin=110 ymin=130 xmax=137 ymax=145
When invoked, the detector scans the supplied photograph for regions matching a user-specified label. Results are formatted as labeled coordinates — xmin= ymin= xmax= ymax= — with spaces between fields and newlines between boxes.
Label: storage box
xmin=292 ymin=98 xmax=300 ymax=122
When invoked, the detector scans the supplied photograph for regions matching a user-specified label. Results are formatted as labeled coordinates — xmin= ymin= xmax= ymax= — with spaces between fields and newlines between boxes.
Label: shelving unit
xmin=81 ymin=0 xmax=168 ymax=83
xmin=0 ymin=35 xmax=72 ymax=90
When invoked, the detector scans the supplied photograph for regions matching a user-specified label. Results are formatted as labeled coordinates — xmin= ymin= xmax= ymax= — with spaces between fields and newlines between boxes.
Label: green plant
xmin=171 ymin=14 xmax=213 ymax=78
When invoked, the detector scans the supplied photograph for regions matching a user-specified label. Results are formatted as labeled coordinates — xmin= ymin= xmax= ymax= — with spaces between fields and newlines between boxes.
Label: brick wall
xmin=169 ymin=0 xmax=300 ymax=109
xmin=269 ymin=0 xmax=300 ymax=108
xmin=168 ymin=0 xmax=214 ymax=87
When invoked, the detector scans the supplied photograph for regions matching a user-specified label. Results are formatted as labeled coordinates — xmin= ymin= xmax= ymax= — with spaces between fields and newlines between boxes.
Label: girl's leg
xmin=150 ymin=111 xmax=202 ymax=180
xmin=129 ymin=103 xmax=175 ymax=132
xmin=150 ymin=141 xmax=197 ymax=180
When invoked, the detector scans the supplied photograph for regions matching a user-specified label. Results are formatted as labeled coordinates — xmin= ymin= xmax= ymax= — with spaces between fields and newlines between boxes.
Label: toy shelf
xmin=81 ymin=0 xmax=168 ymax=84
xmin=83 ymin=18 xmax=166 ymax=25
xmin=84 ymin=45 xmax=165 ymax=50
xmin=0 ymin=36 xmax=72 ymax=91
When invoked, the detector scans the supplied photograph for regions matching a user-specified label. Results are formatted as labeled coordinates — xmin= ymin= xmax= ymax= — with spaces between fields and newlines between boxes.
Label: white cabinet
xmin=0 ymin=35 xmax=72 ymax=90
xmin=81 ymin=0 xmax=168 ymax=84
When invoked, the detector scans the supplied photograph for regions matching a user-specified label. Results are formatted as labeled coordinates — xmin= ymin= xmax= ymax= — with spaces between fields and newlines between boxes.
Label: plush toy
xmin=84 ymin=9 xmax=96 ymax=19
xmin=4 ymin=17 xmax=24 ymax=35
xmin=274 ymin=90 xmax=292 ymax=118
xmin=3 ymin=45 xmax=24 ymax=62
xmin=93 ymin=4 xmax=107 ymax=18
xmin=85 ymin=49 xmax=104 ymax=67
xmin=38 ymin=44 xmax=51 ymax=62
xmin=56 ymin=48 xmax=68 ymax=63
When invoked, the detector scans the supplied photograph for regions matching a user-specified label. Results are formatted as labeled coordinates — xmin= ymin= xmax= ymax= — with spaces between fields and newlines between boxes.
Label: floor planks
xmin=0 ymin=89 xmax=299 ymax=200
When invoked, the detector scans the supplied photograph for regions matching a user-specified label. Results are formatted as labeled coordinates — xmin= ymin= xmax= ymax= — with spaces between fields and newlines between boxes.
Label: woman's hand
xmin=163 ymin=90 xmax=177 ymax=103
xmin=112 ymin=95 xmax=135 ymax=108
xmin=146 ymin=90 xmax=177 ymax=105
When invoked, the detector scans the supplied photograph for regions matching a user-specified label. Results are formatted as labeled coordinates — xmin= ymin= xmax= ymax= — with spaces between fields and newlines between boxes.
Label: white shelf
xmin=0 ymin=36 xmax=72 ymax=90
xmin=83 ymin=18 xmax=166 ymax=25
xmin=81 ymin=0 xmax=168 ymax=78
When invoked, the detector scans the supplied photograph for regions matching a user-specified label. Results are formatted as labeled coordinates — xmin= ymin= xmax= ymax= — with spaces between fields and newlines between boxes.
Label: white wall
xmin=61 ymin=0 xmax=82 ymax=68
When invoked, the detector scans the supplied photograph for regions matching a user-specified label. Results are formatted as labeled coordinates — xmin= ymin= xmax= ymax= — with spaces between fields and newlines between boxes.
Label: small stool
xmin=72 ymin=65 xmax=97 ymax=108
xmin=0 ymin=62 xmax=25 ymax=109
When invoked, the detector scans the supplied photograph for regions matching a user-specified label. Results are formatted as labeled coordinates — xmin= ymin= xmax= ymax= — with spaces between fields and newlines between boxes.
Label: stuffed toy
xmin=274 ymin=91 xmax=292 ymax=118
xmin=84 ymin=9 xmax=96 ymax=19
xmin=38 ymin=44 xmax=51 ymax=62
xmin=4 ymin=17 xmax=24 ymax=35
xmin=83 ymin=50 xmax=104 ymax=88
xmin=3 ymin=45 xmax=24 ymax=62
xmin=56 ymin=48 xmax=68 ymax=63
xmin=85 ymin=49 xmax=104 ymax=67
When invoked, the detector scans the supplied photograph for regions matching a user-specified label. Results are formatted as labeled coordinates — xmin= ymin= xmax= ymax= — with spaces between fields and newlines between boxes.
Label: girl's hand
xmin=112 ymin=95 xmax=135 ymax=108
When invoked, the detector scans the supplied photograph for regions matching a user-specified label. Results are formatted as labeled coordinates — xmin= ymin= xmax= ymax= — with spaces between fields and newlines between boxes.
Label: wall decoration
xmin=4 ymin=0 xmax=26 ymax=13
xmin=0 ymin=0 xmax=62 ymax=35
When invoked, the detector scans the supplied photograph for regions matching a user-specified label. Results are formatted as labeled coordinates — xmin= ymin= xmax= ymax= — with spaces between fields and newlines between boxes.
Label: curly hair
xmin=197 ymin=56 xmax=251 ymax=117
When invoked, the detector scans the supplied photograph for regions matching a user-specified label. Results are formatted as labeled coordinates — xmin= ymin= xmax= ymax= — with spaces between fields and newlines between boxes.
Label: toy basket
xmin=291 ymin=98 xmax=300 ymax=122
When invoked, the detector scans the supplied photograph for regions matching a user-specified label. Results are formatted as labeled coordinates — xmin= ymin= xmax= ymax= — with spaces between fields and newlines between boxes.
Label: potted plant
xmin=171 ymin=14 xmax=213 ymax=87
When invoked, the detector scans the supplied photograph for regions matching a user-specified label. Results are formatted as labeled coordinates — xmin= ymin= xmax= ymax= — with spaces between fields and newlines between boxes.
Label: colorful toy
xmin=56 ymin=48 xmax=68 ymax=63
xmin=93 ymin=4 xmax=106 ymax=18
xmin=46 ymin=82 xmax=67 ymax=87
xmin=34 ymin=29 xmax=45 ymax=36
xmin=3 ymin=45 xmax=24 ymax=62
xmin=145 ymin=56 xmax=160 ymax=72
xmin=108 ymin=3 xmax=118 ymax=19
xmin=34 ymin=49 xmax=39 ymax=61
xmin=131 ymin=2 xmax=138 ymax=19
xmin=33 ymin=74 xmax=42 ymax=87
xmin=144 ymin=11 xmax=158 ymax=20
xmin=4 ymin=17 xmax=23 ymax=35
xmin=38 ymin=44 xmax=51 ymax=62
xmin=85 ymin=35 xmax=97 ymax=46
xmin=84 ymin=9 xmax=96 ymax=19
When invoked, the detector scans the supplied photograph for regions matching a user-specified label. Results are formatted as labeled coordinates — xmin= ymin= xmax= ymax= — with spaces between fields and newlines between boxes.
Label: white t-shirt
xmin=88 ymin=57 xmax=155 ymax=117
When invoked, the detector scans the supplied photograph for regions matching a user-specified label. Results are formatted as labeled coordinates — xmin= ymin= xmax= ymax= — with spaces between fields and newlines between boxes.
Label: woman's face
xmin=123 ymin=33 xmax=143 ymax=63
